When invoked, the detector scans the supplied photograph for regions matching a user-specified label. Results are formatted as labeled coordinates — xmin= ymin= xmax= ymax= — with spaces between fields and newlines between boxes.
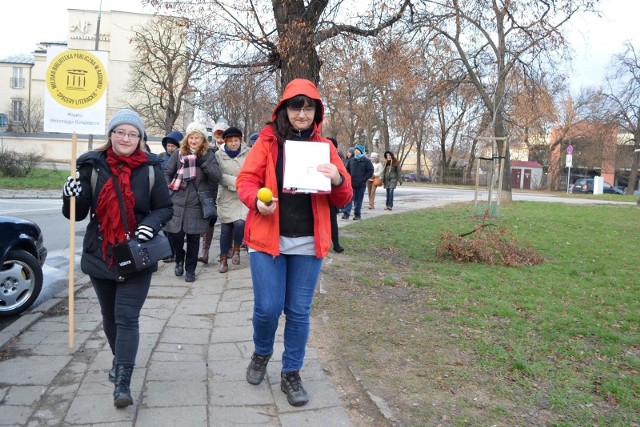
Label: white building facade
xmin=0 ymin=9 xmax=156 ymax=136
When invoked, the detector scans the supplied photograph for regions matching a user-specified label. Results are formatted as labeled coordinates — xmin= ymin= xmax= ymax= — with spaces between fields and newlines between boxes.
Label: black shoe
xmin=246 ymin=352 xmax=272 ymax=385
xmin=174 ymin=262 xmax=184 ymax=276
xmin=281 ymin=371 xmax=308 ymax=406
xmin=353 ymin=216 xmax=361 ymax=220
xmin=162 ymin=256 xmax=174 ymax=263
xmin=333 ymin=246 xmax=344 ymax=253
xmin=341 ymin=214 xmax=349 ymax=220
xmin=185 ymin=272 xmax=195 ymax=282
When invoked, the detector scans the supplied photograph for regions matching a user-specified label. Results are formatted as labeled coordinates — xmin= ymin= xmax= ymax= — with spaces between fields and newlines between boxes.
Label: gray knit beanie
xmin=108 ymin=109 xmax=145 ymax=139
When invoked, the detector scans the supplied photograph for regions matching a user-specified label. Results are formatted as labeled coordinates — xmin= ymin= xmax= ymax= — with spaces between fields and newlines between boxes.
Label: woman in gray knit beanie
xmin=62 ymin=108 xmax=173 ymax=409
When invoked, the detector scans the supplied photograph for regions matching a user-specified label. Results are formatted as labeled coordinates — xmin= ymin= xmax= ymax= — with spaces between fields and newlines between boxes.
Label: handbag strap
xmin=110 ymin=175 xmax=132 ymax=238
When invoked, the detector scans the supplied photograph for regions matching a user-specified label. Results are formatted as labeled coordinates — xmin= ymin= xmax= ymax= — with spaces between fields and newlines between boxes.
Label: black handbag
xmin=197 ymin=190 xmax=217 ymax=218
xmin=195 ymin=179 xmax=217 ymax=218
xmin=114 ymin=235 xmax=172 ymax=276
xmin=110 ymin=175 xmax=172 ymax=276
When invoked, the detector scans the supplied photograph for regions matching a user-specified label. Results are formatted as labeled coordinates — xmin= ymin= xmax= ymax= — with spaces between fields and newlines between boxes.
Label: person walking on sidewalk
xmin=197 ymin=121 xmax=228 ymax=263
xmin=342 ymin=144 xmax=373 ymax=220
xmin=236 ymin=78 xmax=352 ymax=406
xmin=61 ymin=109 xmax=174 ymax=408
xmin=159 ymin=130 xmax=183 ymax=263
xmin=327 ymin=137 xmax=345 ymax=253
xmin=164 ymin=122 xmax=222 ymax=282
xmin=215 ymin=126 xmax=250 ymax=273
xmin=382 ymin=150 xmax=402 ymax=210
xmin=366 ymin=152 xmax=383 ymax=209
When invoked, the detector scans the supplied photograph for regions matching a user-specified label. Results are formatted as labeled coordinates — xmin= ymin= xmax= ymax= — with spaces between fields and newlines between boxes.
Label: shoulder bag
xmin=110 ymin=174 xmax=172 ymax=277
xmin=195 ymin=180 xmax=217 ymax=218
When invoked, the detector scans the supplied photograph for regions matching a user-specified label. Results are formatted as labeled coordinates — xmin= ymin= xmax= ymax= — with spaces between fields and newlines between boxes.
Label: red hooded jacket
xmin=236 ymin=79 xmax=352 ymax=257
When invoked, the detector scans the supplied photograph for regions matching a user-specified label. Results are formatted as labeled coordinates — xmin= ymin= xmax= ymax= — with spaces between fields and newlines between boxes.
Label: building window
xmin=11 ymin=99 xmax=23 ymax=122
xmin=11 ymin=67 xmax=25 ymax=89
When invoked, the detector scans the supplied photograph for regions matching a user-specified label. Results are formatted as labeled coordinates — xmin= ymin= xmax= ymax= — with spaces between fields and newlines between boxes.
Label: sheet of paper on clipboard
xmin=283 ymin=140 xmax=331 ymax=193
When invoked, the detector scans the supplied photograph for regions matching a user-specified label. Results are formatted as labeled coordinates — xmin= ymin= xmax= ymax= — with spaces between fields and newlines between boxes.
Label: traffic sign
xmin=567 ymin=145 xmax=573 ymax=154
xmin=566 ymin=154 xmax=573 ymax=167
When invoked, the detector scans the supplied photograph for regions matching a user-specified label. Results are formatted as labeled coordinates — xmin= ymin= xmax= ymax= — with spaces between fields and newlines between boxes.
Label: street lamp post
xmin=87 ymin=0 xmax=103 ymax=151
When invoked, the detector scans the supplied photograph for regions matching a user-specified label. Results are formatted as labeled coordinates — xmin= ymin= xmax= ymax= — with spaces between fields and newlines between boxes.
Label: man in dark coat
xmin=342 ymin=144 xmax=373 ymax=220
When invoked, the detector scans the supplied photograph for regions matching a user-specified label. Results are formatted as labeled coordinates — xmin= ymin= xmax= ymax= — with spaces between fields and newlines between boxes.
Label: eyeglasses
xmin=287 ymin=106 xmax=315 ymax=115
xmin=112 ymin=129 xmax=141 ymax=141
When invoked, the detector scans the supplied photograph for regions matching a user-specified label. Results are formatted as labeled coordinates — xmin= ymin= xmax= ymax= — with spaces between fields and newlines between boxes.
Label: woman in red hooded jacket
xmin=236 ymin=79 xmax=352 ymax=406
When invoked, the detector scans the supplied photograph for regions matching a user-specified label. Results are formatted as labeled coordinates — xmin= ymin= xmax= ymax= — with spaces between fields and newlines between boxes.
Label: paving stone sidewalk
xmin=0 ymin=257 xmax=354 ymax=426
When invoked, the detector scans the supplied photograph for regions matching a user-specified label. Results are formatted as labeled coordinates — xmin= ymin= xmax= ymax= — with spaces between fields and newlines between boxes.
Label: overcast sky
xmin=1 ymin=0 xmax=638 ymax=92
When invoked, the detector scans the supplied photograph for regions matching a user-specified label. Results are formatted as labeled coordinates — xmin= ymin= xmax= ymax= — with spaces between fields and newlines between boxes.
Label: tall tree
xmin=198 ymin=69 xmax=275 ymax=136
xmin=604 ymin=41 xmax=640 ymax=195
xmin=413 ymin=0 xmax=596 ymax=200
xmin=142 ymin=0 xmax=413 ymax=89
xmin=127 ymin=16 xmax=210 ymax=134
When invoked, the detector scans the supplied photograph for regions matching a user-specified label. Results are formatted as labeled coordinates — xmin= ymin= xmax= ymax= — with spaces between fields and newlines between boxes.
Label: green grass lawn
xmin=318 ymin=201 xmax=639 ymax=426
xmin=0 ymin=168 xmax=69 ymax=189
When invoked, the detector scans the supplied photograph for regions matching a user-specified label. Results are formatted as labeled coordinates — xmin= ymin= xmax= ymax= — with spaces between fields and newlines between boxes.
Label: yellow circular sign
xmin=46 ymin=50 xmax=106 ymax=109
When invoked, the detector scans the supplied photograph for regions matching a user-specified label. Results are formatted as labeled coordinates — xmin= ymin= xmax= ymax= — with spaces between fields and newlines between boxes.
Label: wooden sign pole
xmin=68 ymin=132 xmax=77 ymax=348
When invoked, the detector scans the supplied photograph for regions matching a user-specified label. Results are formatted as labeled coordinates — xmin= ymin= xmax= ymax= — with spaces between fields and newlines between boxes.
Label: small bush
xmin=436 ymin=224 xmax=544 ymax=267
xmin=0 ymin=145 xmax=45 ymax=177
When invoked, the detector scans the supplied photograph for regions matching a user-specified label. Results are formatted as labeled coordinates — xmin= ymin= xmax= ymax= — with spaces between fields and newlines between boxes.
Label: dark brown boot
xmin=198 ymin=226 xmax=214 ymax=263
xmin=231 ymin=243 xmax=241 ymax=265
xmin=218 ymin=253 xmax=229 ymax=273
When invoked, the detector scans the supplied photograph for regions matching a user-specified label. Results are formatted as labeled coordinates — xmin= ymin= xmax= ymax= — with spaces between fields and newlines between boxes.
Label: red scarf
xmin=96 ymin=147 xmax=148 ymax=265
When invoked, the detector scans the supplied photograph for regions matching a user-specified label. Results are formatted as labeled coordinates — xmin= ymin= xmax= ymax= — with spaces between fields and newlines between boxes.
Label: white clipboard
xmin=282 ymin=140 xmax=331 ymax=193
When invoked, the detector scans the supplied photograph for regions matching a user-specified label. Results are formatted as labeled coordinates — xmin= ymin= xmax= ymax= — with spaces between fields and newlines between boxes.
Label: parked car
xmin=569 ymin=178 xmax=624 ymax=195
xmin=402 ymin=173 xmax=432 ymax=182
xmin=0 ymin=216 xmax=47 ymax=317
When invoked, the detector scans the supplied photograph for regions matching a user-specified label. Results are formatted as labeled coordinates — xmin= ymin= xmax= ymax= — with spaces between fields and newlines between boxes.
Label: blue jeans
xmin=92 ymin=271 xmax=152 ymax=366
xmin=220 ymin=220 xmax=245 ymax=254
xmin=342 ymin=199 xmax=353 ymax=217
xmin=249 ymin=251 xmax=323 ymax=372
xmin=352 ymin=186 xmax=366 ymax=217
xmin=343 ymin=186 xmax=365 ymax=217
xmin=386 ymin=188 xmax=395 ymax=208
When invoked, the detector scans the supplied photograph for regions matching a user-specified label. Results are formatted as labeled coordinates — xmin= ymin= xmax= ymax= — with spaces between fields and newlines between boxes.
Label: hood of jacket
xmin=271 ymin=79 xmax=325 ymax=131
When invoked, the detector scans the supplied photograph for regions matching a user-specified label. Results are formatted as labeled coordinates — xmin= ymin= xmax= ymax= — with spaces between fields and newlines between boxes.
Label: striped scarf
xmin=169 ymin=154 xmax=197 ymax=190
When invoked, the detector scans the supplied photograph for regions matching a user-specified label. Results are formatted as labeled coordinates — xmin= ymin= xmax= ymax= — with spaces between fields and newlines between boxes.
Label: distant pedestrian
xmin=197 ymin=121 xmax=228 ymax=262
xmin=159 ymin=130 xmax=184 ymax=263
xmin=382 ymin=150 xmax=402 ymax=210
xmin=160 ymin=130 xmax=183 ymax=172
xmin=328 ymin=137 xmax=344 ymax=253
xmin=215 ymin=126 xmax=249 ymax=273
xmin=163 ymin=122 xmax=222 ymax=282
xmin=342 ymin=144 xmax=373 ymax=220
xmin=248 ymin=132 xmax=259 ymax=147
xmin=61 ymin=109 xmax=173 ymax=408
xmin=366 ymin=152 xmax=382 ymax=209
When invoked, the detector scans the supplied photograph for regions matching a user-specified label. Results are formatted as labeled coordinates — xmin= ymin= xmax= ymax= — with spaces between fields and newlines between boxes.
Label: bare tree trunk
xmin=273 ymin=1 xmax=322 ymax=87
